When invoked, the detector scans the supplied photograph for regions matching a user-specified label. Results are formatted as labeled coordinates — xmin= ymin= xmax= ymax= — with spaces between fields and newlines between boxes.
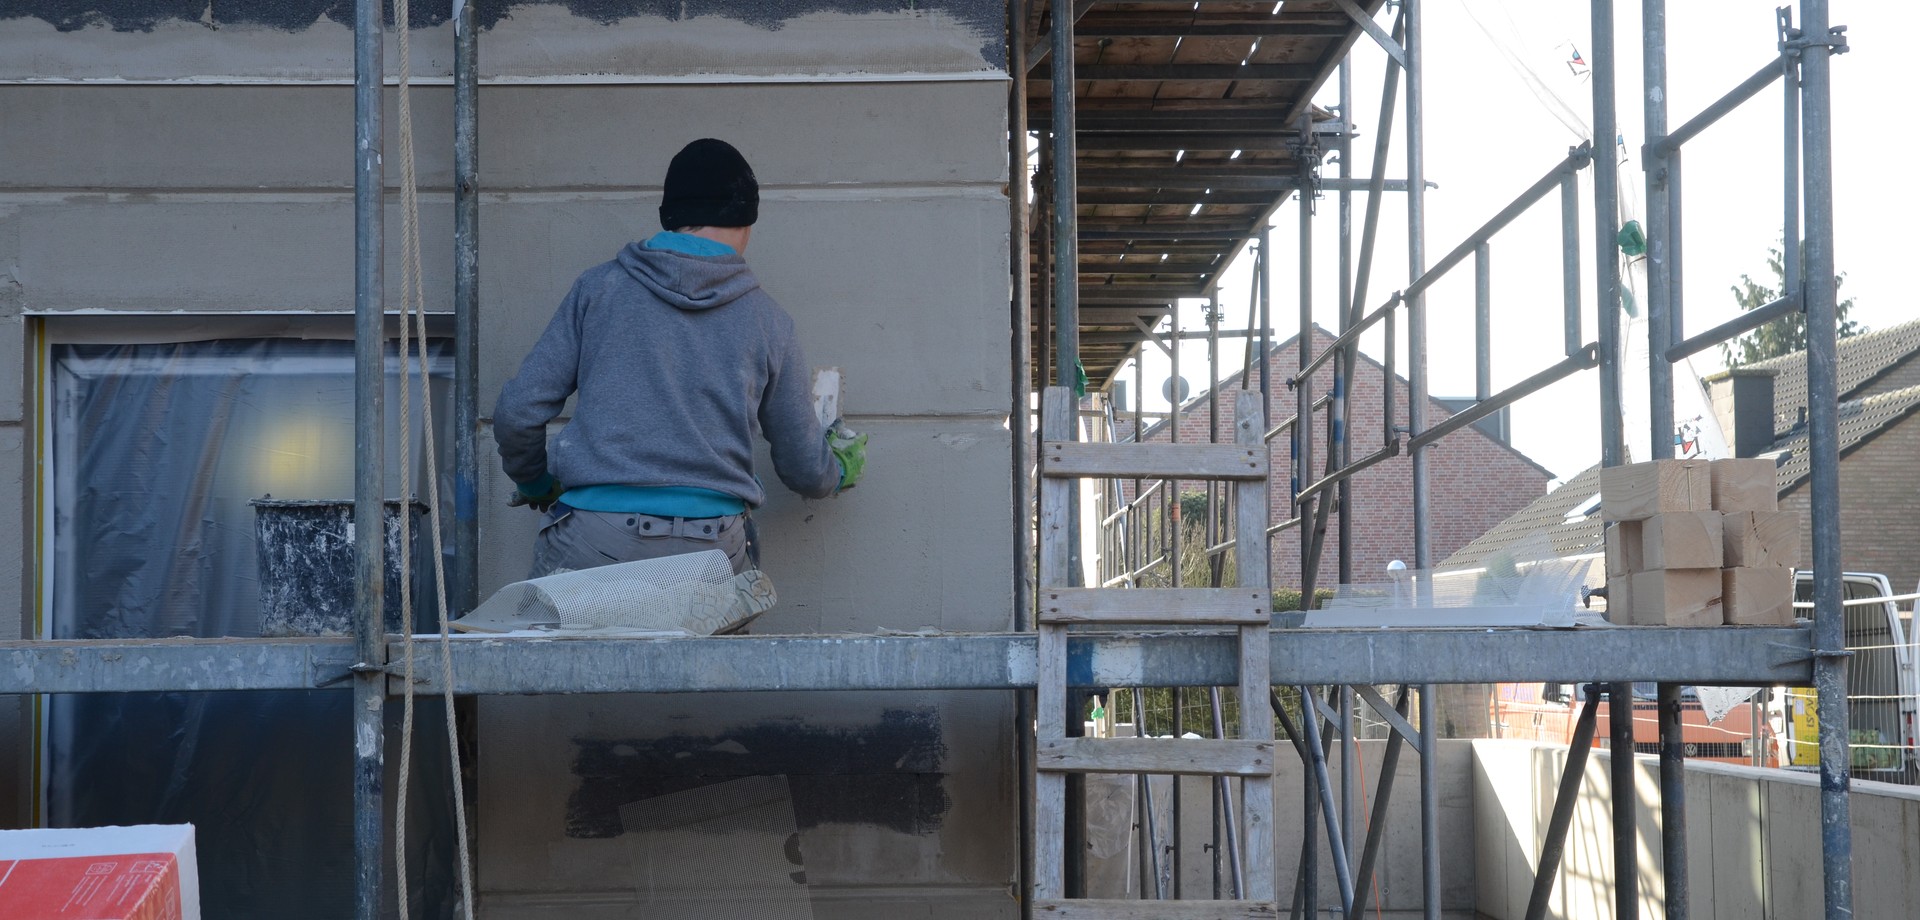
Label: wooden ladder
xmin=1031 ymin=386 xmax=1277 ymax=918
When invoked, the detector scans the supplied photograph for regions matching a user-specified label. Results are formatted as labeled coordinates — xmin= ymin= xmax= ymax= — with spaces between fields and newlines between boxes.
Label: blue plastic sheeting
xmin=44 ymin=339 xmax=458 ymax=920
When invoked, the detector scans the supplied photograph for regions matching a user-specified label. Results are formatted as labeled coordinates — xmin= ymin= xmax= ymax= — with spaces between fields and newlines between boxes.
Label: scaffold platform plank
xmin=1036 ymin=738 xmax=1274 ymax=776
xmin=0 ymin=626 xmax=1815 ymax=695
xmin=1033 ymin=898 xmax=1280 ymax=919
xmin=1041 ymin=441 xmax=1268 ymax=480
xmin=1038 ymin=587 xmax=1271 ymax=624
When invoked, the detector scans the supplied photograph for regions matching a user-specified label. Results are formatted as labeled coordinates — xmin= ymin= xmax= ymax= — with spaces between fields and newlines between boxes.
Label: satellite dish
xmin=1162 ymin=376 xmax=1190 ymax=403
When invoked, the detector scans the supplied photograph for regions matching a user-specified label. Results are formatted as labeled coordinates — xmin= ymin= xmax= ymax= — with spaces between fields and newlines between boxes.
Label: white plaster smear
xmin=0 ymin=7 xmax=1005 ymax=83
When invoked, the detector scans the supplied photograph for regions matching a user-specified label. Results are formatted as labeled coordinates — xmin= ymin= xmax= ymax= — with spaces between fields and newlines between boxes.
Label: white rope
xmin=390 ymin=0 xmax=477 ymax=916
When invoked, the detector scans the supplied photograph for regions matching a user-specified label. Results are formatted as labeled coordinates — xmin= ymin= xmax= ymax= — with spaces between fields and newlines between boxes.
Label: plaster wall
xmin=1472 ymin=739 xmax=1920 ymax=919
xmin=0 ymin=4 xmax=1016 ymax=914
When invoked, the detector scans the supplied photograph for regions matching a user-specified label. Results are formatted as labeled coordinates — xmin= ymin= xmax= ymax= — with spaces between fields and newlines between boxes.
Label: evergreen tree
xmin=1722 ymin=244 xmax=1862 ymax=367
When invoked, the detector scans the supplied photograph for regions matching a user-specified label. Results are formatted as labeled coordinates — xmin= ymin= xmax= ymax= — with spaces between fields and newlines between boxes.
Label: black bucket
xmin=252 ymin=498 xmax=431 ymax=637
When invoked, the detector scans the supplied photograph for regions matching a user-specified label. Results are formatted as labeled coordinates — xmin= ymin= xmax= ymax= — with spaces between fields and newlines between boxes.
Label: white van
xmin=1776 ymin=571 xmax=1919 ymax=784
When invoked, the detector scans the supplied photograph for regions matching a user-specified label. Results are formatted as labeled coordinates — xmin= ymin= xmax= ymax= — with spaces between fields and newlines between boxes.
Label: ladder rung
xmin=1038 ymin=587 xmax=1270 ymax=625
xmin=1033 ymin=898 xmax=1280 ymax=919
xmin=1041 ymin=441 xmax=1268 ymax=480
xmin=1036 ymin=738 xmax=1274 ymax=776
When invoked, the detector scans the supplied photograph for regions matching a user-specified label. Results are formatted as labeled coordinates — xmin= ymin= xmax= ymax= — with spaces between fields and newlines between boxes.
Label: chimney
xmin=1728 ymin=368 xmax=1777 ymax=458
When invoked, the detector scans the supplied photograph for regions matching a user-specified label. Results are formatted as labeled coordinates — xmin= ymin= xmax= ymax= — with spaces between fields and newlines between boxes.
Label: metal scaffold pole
xmin=1402 ymin=2 xmax=1438 ymax=917
xmin=1586 ymin=2 xmax=1637 ymax=916
xmin=1334 ymin=56 xmax=1357 ymax=871
xmin=1642 ymin=0 xmax=1674 ymax=448
xmin=1007 ymin=1 xmax=1036 ymax=910
xmin=351 ymin=0 xmax=388 ymax=915
xmin=1010 ymin=0 xmax=1034 ymax=632
xmin=452 ymin=0 xmax=479 ymax=619
xmin=1591 ymin=0 xmax=1625 ymax=470
xmin=1798 ymin=1 xmax=1853 ymax=916
xmin=1050 ymin=0 xmax=1078 ymax=391
xmin=1642 ymin=7 xmax=1690 ymax=909
xmin=1046 ymin=0 xmax=1086 ymax=898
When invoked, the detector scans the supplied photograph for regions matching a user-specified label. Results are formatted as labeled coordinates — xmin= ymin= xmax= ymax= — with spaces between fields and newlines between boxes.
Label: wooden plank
xmin=1605 ymin=521 xmax=1641 ymax=577
xmin=1640 ymin=512 xmax=1725 ymax=570
xmin=1056 ymin=63 xmax=1318 ymax=82
xmin=1607 ymin=575 xmax=1635 ymax=625
xmin=1036 ymin=737 xmax=1275 ymax=776
xmin=1722 ymin=566 xmax=1796 ymax=626
xmin=1038 ymin=587 xmax=1269 ymax=624
xmin=1033 ymin=899 xmax=1281 ymax=919
xmin=1599 ymin=459 xmax=1711 ymax=521
xmin=1232 ymin=390 xmax=1276 ymax=900
xmin=1039 ymin=388 xmax=1076 ymax=591
xmin=1042 ymin=441 xmax=1268 ymax=480
xmin=1034 ymin=387 xmax=1075 ymax=899
xmin=1629 ymin=568 xmax=1724 ymax=627
xmin=1034 ymin=770 xmax=1066 ymax=899
xmin=1232 ymin=391 xmax=1272 ymax=593
xmin=1722 ymin=510 xmax=1802 ymax=569
xmin=1709 ymin=457 xmax=1779 ymax=512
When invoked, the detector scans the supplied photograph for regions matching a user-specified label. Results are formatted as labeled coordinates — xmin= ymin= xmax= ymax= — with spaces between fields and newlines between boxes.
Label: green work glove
xmin=827 ymin=423 xmax=868 ymax=492
xmin=508 ymin=472 xmax=565 ymax=512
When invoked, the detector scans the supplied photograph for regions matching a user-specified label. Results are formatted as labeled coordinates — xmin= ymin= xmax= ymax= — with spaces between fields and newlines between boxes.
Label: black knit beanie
xmin=659 ymin=138 xmax=759 ymax=230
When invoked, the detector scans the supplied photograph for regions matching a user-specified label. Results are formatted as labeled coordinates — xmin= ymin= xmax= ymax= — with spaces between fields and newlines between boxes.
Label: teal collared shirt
xmin=563 ymin=484 xmax=746 ymax=518
xmin=646 ymin=230 xmax=736 ymax=257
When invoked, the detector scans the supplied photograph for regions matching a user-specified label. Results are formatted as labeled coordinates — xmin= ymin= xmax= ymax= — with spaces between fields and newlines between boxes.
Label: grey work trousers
xmin=529 ymin=505 xmax=752 ymax=579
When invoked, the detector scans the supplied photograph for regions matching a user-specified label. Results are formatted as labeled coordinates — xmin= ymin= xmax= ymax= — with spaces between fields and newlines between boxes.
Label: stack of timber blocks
xmin=1601 ymin=458 xmax=1800 ymax=626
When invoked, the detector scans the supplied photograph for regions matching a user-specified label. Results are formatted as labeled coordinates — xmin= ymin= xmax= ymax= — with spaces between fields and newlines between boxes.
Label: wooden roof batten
xmin=1022 ymin=0 xmax=1386 ymax=388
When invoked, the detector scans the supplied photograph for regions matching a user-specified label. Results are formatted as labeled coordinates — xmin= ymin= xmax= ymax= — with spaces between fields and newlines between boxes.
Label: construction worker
xmin=495 ymin=138 xmax=866 ymax=579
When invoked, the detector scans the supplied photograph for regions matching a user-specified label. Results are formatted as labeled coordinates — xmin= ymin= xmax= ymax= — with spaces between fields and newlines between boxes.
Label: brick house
xmin=1447 ymin=318 xmax=1920 ymax=596
xmin=1116 ymin=325 xmax=1555 ymax=591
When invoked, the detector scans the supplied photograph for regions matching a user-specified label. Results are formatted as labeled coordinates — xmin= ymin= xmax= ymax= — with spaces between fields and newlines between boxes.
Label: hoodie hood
xmin=618 ymin=239 xmax=762 ymax=311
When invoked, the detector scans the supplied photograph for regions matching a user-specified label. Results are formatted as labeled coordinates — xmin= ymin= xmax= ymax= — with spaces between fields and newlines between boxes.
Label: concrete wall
xmin=0 ymin=2 xmax=1016 ymax=915
xmin=1474 ymin=739 xmax=1920 ymax=919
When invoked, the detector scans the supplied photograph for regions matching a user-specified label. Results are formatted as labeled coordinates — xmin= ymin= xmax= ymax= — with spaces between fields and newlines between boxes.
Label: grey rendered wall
xmin=0 ymin=1 xmax=1015 ymax=912
xmin=1473 ymin=740 xmax=1920 ymax=920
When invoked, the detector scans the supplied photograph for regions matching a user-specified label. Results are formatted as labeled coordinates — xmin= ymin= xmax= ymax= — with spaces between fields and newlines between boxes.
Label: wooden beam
xmin=1033 ymin=899 xmax=1280 ymax=919
xmin=1074 ymin=304 xmax=1173 ymax=318
xmin=1080 ymin=284 xmax=1206 ymax=301
xmin=1035 ymin=737 xmax=1276 ymax=773
xmin=1039 ymin=63 xmax=1319 ymax=82
xmin=1038 ymin=587 xmax=1271 ymax=625
xmin=1075 ymin=133 xmax=1298 ymax=151
xmin=1078 ymin=190 xmax=1271 ymax=205
xmin=1073 ymin=19 xmax=1350 ymax=38
xmin=1041 ymin=441 xmax=1268 ymax=479
xmin=1079 ymin=228 xmax=1256 ymax=241
xmin=1082 ymin=258 xmax=1221 ymax=272
xmin=1029 ymin=110 xmax=1301 ymax=130
xmin=1075 ymin=169 xmax=1300 ymax=191
xmin=1075 ymin=240 xmax=1226 ymax=255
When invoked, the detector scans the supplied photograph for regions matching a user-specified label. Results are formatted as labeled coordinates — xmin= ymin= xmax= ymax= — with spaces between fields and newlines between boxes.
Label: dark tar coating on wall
xmin=8 ymin=0 xmax=1007 ymax=66
xmin=565 ymin=707 xmax=951 ymax=839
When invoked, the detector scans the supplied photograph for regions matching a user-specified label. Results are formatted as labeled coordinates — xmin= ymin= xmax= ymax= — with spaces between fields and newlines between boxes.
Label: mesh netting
xmin=454 ymin=551 xmax=777 ymax=636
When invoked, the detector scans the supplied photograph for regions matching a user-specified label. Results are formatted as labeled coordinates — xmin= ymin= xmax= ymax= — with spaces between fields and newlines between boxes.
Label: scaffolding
xmin=0 ymin=1 xmax=1861 ymax=919
xmin=1023 ymin=0 xmax=1854 ymax=918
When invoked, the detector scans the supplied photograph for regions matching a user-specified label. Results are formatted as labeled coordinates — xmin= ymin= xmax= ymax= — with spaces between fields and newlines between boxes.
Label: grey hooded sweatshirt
xmin=494 ymin=239 xmax=841 ymax=508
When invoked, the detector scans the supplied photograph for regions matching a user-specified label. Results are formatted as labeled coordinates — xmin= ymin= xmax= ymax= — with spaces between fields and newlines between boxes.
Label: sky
xmin=1120 ymin=0 xmax=1919 ymax=484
